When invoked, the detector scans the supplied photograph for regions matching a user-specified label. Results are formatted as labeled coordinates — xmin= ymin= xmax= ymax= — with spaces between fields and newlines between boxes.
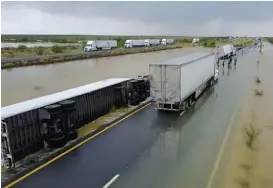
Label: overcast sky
xmin=1 ymin=1 xmax=273 ymax=36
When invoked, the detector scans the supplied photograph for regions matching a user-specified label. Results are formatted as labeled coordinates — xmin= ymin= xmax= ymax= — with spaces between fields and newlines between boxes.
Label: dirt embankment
xmin=219 ymin=47 xmax=273 ymax=188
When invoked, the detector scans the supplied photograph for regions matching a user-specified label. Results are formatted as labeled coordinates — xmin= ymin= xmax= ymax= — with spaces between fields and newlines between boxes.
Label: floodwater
xmin=108 ymin=44 xmax=272 ymax=188
xmin=5 ymin=44 xmax=272 ymax=188
xmin=214 ymin=42 xmax=273 ymax=188
xmin=1 ymin=47 xmax=211 ymax=106
xmin=1 ymin=42 xmax=80 ymax=48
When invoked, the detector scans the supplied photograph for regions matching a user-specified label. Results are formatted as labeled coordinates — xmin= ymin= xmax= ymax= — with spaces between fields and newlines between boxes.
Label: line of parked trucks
xmin=84 ymin=38 xmax=175 ymax=52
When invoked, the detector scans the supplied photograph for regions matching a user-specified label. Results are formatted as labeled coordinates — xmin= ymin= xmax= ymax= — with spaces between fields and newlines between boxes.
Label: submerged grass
xmin=254 ymin=89 xmax=263 ymax=96
xmin=235 ymin=177 xmax=250 ymax=188
xmin=255 ymin=76 xmax=261 ymax=84
xmin=243 ymin=123 xmax=260 ymax=149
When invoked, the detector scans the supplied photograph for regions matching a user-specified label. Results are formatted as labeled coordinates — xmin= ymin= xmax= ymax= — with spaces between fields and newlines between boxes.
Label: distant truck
xmin=124 ymin=40 xmax=145 ymax=48
xmin=161 ymin=39 xmax=174 ymax=45
xmin=149 ymin=52 xmax=217 ymax=112
xmin=144 ymin=39 xmax=160 ymax=47
xmin=84 ymin=40 xmax=117 ymax=52
xmin=192 ymin=38 xmax=200 ymax=43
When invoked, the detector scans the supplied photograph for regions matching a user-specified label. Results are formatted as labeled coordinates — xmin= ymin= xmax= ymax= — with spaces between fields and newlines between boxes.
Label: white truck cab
xmin=161 ymin=39 xmax=167 ymax=45
xmin=84 ymin=41 xmax=96 ymax=52
xmin=144 ymin=39 xmax=150 ymax=47
xmin=124 ymin=40 xmax=132 ymax=48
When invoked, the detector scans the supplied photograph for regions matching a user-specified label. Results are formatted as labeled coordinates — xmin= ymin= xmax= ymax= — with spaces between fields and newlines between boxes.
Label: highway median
xmin=1 ymin=44 xmax=185 ymax=69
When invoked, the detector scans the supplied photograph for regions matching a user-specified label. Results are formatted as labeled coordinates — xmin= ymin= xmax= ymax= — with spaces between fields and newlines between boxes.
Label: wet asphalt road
xmin=10 ymin=44 xmax=266 ymax=188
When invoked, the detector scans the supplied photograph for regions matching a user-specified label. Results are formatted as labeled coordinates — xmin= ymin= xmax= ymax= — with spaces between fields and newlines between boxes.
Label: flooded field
xmin=1 ymin=42 xmax=80 ymax=48
xmin=214 ymin=43 xmax=273 ymax=188
xmin=1 ymin=47 xmax=211 ymax=106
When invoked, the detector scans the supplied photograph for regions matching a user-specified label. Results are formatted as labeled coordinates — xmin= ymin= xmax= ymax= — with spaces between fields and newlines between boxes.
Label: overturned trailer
xmin=149 ymin=52 xmax=217 ymax=112
xmin=1 ymin=78 xmax=131 ymax=167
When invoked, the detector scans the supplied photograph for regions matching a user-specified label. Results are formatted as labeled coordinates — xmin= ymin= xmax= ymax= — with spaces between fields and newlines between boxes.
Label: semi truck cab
xmin=161 ymin=39 xmax=167 ymax=45
xmin=124 ymin=40 xmax=132 ymax=48
xmin=84 ymin=41 xmax=96 ymax=52
xmin=144 ymin=39 xmax=150 ymax=47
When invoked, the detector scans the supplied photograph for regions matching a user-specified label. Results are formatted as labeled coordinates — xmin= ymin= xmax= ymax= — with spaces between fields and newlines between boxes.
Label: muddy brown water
xmin=1 ymin=47 xmax=211 ymax=106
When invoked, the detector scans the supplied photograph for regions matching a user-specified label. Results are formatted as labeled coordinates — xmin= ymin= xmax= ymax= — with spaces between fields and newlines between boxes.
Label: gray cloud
xmin=1 ymin=1 xmax=273 ymax=36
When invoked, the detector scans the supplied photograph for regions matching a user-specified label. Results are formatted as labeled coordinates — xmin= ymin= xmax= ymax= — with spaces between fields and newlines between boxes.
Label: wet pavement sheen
xmin=8 ymin=43 xmax=271 ymax=188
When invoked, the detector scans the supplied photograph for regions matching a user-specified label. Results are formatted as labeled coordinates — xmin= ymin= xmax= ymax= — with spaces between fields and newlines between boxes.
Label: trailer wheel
xmin=189 ymin=96 xmax=192 ymax=106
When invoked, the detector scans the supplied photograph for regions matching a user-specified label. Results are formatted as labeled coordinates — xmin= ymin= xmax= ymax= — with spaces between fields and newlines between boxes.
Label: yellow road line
xmin=205 ymin=99 xmax=241 ymax=188
xmin=5 ymin=103 xmax=151 ymax=188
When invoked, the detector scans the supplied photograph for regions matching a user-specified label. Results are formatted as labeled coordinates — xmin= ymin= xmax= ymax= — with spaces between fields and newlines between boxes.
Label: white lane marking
xmin=205 ymin=100 xmax=241 ymax=188
xmin=179 ymin=111 xmax=185 ymax=116
xmin=102 ymin=174 xmax=120 ymax=188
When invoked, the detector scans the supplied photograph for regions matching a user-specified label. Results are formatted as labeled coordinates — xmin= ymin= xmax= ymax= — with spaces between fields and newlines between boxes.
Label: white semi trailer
xmin=161 ymin=39 xmax=175 ymax=45
xmin=149 ymin=52 xmax=218 ymax=112
xmin=192 ymin=38 xmax=200 ymax=43
xmin=124 ymin=40 xmax=145 ymax=48
xmin=144 ymin=39 xmax=160 ymax=47
xmin=84 ymin=40 xmax=117 ymax=52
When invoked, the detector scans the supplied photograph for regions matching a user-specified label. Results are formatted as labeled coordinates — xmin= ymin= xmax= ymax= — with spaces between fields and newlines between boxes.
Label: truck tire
xmin=44 ymin=104 xmax=62 ymax=114
xmin=47 ymin=135 xmax=67 ymax=149
xmin=66 ymin=129 xmax=78 ymax=141
xmin=129 ymin=99 xmax=139 ymax=106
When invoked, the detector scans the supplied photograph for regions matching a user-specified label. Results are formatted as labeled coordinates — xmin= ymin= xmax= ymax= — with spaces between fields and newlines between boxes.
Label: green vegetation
xmin=1 ymin=44 xmax=184 ymax=69
xmin=244 ymin=123 xmax=260 ymax=149
xmin=265 ymin=37 xmax=273 ymax=44
xmin=51 ymin=45 xmax=65 ymax=53
xmin=2 ymin=34 xmax=254 ymax=46
xmin=1 ymin=34 xmax=232 ymax=44
xmin=255 ymin=89 xmax=263 ymax=96
xmin=202 ymin=41 xmax=216 ymax=48
xmin=1 ymin=35 xmax=255 ymax=69
xmin=235 ymin=177 xmax=250 ymax=188
xmin=18 ymin=45 xmax=27 ymax=51
xmin=255 ymin=76 xmax=261 ymax=84
xmin=78 ymin=106 xmax=129 ymax=137
xmin=1 ymin=45 xmax=82 ymax=58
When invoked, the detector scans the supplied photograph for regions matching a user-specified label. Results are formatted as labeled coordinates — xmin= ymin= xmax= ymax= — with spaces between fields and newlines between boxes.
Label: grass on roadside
xmin=78 ymin=106 xmax=130 ymax=137
xmin=243 ymin=123 xmax=260 ymax=149
xmin=255 ymin=76 xmax=261 ymax=84
xmin=1 ymin=45 xmax=83 ymax=58
xmin=254 ymin=89 xmax=263 ymax=96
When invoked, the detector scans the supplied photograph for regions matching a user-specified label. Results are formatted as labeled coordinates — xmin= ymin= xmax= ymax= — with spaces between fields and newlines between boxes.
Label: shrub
xmin=255 ymin=76 xmax=261 ymax=84
xmin=35 ymin=47 xmax=44 ymax=55
xmin=255 ymin=89 xmax=263 ymax=96
xmin=18 ymin=45 xmax=27 ymax=51
xmin=70 ymin=45 xmax=77 ymax=50
xmin=202 ymin=42 xmax=208 ymax=47
xmin=244 ymin=123 xmax=260 ymax=148
xmin=52 ymin=45 xmax=64 ymax=53
xmin=21 ymin=37 xmax=28 ymax=42
xmin=208 ymin=41 xmax=216 ymax=48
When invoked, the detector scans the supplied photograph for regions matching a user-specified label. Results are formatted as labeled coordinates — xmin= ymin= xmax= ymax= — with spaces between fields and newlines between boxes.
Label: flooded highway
xmin=9 ymin=43 xmax=271 ymax=188
xmin=108 ymin=45 xmax=270 ymax=188
xmin=1 ymin=47 xmax=211 ymax=106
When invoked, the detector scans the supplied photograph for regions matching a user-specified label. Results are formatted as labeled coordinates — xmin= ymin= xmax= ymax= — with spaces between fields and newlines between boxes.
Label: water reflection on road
xmin=109 ymin=45 xmax=267 ymax=188
xmin=1 ymin=47 xmax=211 ymax=106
